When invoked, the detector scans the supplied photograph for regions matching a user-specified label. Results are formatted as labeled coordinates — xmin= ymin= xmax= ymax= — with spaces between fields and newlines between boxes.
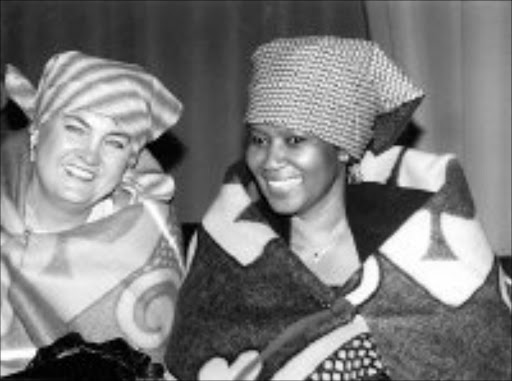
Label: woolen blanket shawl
xmin=166 ymin=146 xmax=511 ymax=380
xmin=0 ymin=130 xmax=185 ymax=377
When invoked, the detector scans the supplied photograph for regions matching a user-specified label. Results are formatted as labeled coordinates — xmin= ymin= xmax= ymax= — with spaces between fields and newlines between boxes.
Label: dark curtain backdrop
xmin=0 ymin=0 xmax=369 ymax=223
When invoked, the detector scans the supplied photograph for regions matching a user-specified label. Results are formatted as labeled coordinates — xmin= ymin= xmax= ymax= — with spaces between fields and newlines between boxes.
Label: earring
xmin=338 ymin=151 xmax=349 ymax=163
xmin=29 ymin=129 xmax=39 ymax=162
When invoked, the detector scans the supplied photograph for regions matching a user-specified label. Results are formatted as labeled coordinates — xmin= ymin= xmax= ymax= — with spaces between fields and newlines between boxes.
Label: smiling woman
xmin=166 ymin=36 xmax=511 ymax=381
xmin=0 ymin=51 xmax=185 ymax=379
xmin=246 ymin=125 xmax=343 ymax=219
xmin=26 ymin=111 xmax=134 ymax=231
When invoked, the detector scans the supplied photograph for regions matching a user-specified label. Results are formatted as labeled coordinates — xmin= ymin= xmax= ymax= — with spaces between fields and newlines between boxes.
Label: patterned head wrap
xmin=4 ymin=51 xmax=183 ymax=153
xmin=245 ymin=36 xmax=424 ymax=159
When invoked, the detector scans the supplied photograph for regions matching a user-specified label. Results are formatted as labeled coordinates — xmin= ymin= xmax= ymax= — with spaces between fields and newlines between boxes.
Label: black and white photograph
xmin=1 ymin=1 xmax=510 ymax=380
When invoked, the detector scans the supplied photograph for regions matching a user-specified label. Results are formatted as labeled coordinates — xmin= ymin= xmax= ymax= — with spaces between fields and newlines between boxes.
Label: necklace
xmin=21 ymin=202 xmax=38 ymax=247
xmin=291 ymin=217 xmax=360 ymax=286
xmin=292 ymin=218 xmax=350 ymax=261
xmin=24 ymin=198 xmax=42 ymax=233
xmin=22 ymin=228 xmax=32 ymax=247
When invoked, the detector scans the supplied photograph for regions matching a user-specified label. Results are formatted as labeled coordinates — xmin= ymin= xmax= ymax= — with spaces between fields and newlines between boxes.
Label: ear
xmin=29 ymin=126 xmax=40 ymax=162
xmin=128 ymin=151 xmax=140 ymax=168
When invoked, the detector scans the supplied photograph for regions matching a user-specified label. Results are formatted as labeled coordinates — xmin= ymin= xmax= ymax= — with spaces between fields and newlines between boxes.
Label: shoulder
xmin=372 ymin=147 xmax=497 ymax=306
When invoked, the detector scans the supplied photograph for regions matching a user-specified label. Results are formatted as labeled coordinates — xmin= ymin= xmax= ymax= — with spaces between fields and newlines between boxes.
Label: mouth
xmin=265 ymin=177 xmax=302 ymax=193
xmin=64 ymin=163 xmax=95 ymax=181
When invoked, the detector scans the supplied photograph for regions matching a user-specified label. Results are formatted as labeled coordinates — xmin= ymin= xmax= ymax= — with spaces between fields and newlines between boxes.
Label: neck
xmin=290 ymin=174 xmax=360 ymax=285
xmin=291 ymin=210 xmax=354 ymax=257
xmin=293 ymin=173 xmax=348 ymax=231
xmin=24 ymin=179 xmax=91 ymax=233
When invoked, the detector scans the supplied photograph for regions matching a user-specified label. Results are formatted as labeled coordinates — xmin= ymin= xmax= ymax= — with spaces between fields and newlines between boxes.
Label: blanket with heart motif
xmin=166 ymin=146 xmax=511 ymax=380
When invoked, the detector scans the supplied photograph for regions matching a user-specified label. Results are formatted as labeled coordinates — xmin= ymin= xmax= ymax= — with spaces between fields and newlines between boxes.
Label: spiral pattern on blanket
xmin=116 ymin=268 xmax=180 ymax=350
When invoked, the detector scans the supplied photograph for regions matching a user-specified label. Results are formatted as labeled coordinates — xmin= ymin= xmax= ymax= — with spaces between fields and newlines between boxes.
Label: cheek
xmin=36 ymin=127 xmax=81 ymax=163
xmin=294 ymin=149 xmax=328 ymax=173
xmin=245 ymin=148 xmax=264 ymax=175
xmin=296 ymin=150 xmax=339 ymax=187
xmin=36 ymin=129 xmax=56 ymax=152
xmin=34 ymin=134 xmax=63 ymax=168
xmin=100 ymin=156 xmax=130 ymax=187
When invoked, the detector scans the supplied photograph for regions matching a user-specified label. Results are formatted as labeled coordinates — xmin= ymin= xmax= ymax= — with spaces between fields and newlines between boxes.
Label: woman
xmin=0 ymin=51 xmax=186 ymax=378
xmin=166 ymin=37 xmax=511 ymax=380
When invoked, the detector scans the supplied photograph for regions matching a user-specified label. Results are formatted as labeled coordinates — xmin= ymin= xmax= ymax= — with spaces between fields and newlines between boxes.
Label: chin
xmin=267 ymin=199 xmax=301 ymax=216
xmin=57 ymin=191 xmax=94 ymax=207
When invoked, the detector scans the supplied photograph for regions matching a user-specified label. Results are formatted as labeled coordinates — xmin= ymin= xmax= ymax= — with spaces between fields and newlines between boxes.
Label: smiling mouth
xmin=266 ymin=177 xmax=302 ymax=193
xmin=64 ymin=164 xmax=95 ymax=181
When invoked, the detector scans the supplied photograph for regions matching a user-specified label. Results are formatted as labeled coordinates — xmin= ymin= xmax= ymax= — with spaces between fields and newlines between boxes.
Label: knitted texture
xmin=245 ymin=37 xmax=424 ymax=159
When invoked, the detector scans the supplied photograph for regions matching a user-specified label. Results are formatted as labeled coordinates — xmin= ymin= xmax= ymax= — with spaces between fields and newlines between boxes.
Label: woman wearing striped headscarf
xmin=166 ymin=37 xmax=511 ymax=380
xmin=0 ymin=51 xmax=185 ymax=379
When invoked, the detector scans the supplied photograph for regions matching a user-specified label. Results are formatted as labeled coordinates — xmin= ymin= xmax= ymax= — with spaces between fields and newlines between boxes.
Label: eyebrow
xmin=65 ymin=114 xmax=131 ymax=140
xmin=65 ymin=114 xmax=89 ymax=129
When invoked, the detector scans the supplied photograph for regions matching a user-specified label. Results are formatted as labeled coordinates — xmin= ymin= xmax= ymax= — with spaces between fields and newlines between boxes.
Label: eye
xmin=286 ymin=135 xmax=307 ymax=146
xmin=64 ymin=123 xmax=86 ymax=135
xmin=105 ymin=136 xmax=129 ymax=150
xmin=248 ymin=132 xmax=268 ymax=147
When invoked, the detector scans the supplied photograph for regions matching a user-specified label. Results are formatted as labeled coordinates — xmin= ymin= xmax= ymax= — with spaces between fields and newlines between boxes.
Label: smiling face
xmin=245 ymin=123 xmax=346 ymax=221
xmin=31 ymin=110 xmax=133 ymax=213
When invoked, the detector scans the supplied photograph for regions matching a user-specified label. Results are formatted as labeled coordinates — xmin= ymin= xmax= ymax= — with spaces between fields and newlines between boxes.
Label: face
xmin=245 ymin=123 xmax=346 ymax=220
xmin=32 ymin=110 xmax=133 ymax=212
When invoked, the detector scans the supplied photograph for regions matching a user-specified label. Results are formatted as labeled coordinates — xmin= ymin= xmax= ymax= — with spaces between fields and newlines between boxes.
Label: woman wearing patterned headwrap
xmin=166 ymin=37 xmax=511 ymax=380
xmin=0 ymin=51 xmax=185 ymax=378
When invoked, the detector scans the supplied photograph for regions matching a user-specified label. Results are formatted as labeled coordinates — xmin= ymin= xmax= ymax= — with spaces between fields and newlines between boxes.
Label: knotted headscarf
xmin=245 ymin=36 xmax=424 ymax=159
xmin=4 ymin=50 xmax=183 ymax=154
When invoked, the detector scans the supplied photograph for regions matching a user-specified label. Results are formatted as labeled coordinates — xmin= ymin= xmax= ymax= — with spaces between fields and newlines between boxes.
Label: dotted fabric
xmin=307 ymin=332 xmax=391 ymax=381
xmin=245 ymin=36 xmax=424 ymax=159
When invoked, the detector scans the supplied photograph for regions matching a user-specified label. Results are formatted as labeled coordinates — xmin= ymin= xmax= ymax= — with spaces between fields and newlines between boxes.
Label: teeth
xmin=267 ymin=178 xmax=301 ymax=192
xmin=65 ymin=165 xmax=94 ymax=181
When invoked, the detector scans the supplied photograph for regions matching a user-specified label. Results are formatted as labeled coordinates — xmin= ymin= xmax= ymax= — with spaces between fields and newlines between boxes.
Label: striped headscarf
xmin=4 ymin=51 xmax=183 ymax=153
xmin=245 ymin=36 xmax=424 ymax=159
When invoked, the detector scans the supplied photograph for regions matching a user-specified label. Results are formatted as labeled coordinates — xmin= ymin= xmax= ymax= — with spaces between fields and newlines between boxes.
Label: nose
xmin=79 ymin=139 xmax=101 ymax=166
xmin=264 ymin=140 xmax=286 ymax=170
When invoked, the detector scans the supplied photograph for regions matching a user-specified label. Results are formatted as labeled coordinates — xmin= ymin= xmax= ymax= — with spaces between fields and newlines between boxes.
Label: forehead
xmin=249 ymin=123 xmax=311 ymax=137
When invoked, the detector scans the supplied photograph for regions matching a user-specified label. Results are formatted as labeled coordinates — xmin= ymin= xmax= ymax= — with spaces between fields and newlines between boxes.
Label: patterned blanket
xmin=166 ymin=146 xmax=511 ymax=380
xmin=0 ymin=130 xmax=186 ymax=377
